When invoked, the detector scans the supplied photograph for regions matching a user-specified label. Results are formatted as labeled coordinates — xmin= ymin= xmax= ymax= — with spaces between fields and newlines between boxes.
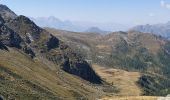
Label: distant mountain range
xmin=131 ymin=22 xmax=170 ymax=39
xmin=31 ymin=16 xmax=131 ymax=33
xmin=85 ymin=27 xmax=110 ymax=34
xmin=30 ymin=16 xmax=84 ymax=32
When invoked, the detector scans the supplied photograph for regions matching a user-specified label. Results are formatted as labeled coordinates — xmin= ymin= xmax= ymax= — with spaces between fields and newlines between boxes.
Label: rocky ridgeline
xmin=0 ymin=4 xmax=17 ymax=21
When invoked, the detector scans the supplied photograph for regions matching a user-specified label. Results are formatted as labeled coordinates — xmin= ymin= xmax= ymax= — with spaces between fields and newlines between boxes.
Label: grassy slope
xmin=0 ymin=48 xmax=105 ymax=100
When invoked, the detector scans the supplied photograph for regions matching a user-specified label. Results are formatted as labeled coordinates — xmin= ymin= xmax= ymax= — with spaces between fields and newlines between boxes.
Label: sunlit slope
xmin=92 ymin=64 xmax=142 ymax=96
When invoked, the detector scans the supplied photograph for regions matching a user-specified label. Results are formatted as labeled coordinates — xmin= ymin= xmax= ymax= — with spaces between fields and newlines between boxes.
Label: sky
xmin=1 ymin=0 xmax=170 ymax=26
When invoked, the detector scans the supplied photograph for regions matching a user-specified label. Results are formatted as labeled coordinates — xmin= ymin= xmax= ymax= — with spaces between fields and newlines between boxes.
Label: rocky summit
xmin=0 ymin=4 xmax=17 ymax=21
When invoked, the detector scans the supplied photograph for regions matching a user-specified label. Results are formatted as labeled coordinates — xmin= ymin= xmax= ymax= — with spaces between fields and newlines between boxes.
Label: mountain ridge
xmin=0 ymin=4 xmax=17 ymax=21
xmin=131 ymin=22 xmax=170 ymax=39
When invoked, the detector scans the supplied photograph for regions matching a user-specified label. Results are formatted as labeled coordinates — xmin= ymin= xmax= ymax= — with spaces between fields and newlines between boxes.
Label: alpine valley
xmin=0 ymin=4 xmax=170 ymax=100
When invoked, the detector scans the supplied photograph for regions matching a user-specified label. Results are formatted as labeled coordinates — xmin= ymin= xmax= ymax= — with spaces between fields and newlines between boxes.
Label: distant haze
xmin=31 ymin=16 xmax=131 ymax=32
xmin=1 ymin=0 xmax=170 ymax=31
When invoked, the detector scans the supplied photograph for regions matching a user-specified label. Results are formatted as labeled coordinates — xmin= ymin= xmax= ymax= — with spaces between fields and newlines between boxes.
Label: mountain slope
xmin=6 ymin=15 xmax=101 ymax=84
xmin=0 ymin=47 xmax=104 ymax=100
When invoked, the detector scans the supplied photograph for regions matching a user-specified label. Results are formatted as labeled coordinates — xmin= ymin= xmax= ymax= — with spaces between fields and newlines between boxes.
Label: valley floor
xmin=92 ymin=64 xmax=142 ymax=96
xmin=92 ymin=64 xmax=169 ymax=100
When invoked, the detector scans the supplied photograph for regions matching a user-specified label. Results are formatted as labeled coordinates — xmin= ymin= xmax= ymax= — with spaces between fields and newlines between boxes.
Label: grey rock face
xmin=0 ymin=4 xmax=17 ymax=22
xmin=0 ymin=18 xmax=22 ymax=48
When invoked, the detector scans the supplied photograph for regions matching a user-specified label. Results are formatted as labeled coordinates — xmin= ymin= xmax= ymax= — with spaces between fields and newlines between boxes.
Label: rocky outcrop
xmin=0 ymin=16 xmax=5 ymax=25
xmin=7 ymin=15 xmax=42 ymax=41
xmin=58 ymin=43 xmax=102 ymax=84
xmin=23 ymin=46 xmax=35 ymax=58
xmin=0 ymin=16 xmax=22 ymax=48
xmin=0 ymin=96 xmax=3 ymax=100
xmin=0 ymin=4 xmax=17 ymax=22
xmin=0 ymin=41 xmax=8 ymax=50
xmin=47 ymin=35 xmax=59 ymax=51
xmin=62 ymin=59 xmax=102 ymax=84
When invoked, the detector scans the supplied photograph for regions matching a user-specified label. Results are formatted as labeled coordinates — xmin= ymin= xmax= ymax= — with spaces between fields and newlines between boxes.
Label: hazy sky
xmin=1 ymin=0 xmax=170 ymax=25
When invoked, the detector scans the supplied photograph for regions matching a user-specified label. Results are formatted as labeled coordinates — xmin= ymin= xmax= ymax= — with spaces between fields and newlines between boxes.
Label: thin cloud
xmin=161 ymin=0 xmax=170 ymax=9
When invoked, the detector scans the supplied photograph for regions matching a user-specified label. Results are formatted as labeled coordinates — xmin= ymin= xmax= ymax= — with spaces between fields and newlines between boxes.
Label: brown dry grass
xmin=92 ymin=64 xmax=142 ymax=96
xmin=96 ymin=45 xmax=112 ymax=52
